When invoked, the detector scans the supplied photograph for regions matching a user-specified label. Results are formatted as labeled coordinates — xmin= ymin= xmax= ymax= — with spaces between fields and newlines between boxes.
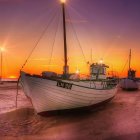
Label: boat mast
xmin=61 ymin=0 xmax=69 ymax=76
xmin=128 ymin=49 xmax=131 ymax=71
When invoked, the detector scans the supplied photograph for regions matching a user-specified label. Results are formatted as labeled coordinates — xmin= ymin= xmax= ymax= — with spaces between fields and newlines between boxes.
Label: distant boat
xmin=20 ymin=0 xmax=117 ymax=114
xmin=120 ymin=49 xmax=138 ymax=90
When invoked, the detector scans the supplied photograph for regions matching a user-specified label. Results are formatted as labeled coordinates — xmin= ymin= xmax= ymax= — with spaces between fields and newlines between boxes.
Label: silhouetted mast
xmin=61 ymin=0 xmax=69 ymax=76
xmin=129 ymin=49 xmax=131 ymax=71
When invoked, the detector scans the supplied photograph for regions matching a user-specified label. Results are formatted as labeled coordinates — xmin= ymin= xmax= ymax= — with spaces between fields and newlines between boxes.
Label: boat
xmin=119 ymin=49 xmax=138 ymax=90
xmin=19 ymin=0 xmax=117 ymax=114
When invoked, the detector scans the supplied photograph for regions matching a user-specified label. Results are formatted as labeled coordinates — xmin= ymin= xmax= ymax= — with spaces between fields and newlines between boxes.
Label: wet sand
xmin=0 ymin=83 xmax=140 ymax=140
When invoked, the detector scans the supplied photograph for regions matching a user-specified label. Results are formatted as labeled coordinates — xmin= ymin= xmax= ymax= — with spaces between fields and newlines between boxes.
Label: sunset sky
xmin=0 ymin=0 xmax=140 ymax=78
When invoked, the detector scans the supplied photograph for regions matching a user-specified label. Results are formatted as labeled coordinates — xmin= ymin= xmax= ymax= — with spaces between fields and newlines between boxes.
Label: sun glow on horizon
xmin=8 ymin=75 xmax=17 ymax=79
xmin=0 ymin=47 xmax=5 ymax=52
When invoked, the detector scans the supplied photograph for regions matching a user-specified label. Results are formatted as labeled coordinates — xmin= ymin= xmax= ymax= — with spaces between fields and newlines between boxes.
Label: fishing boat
xmin=20 ymin=0 xmax=117 ymax=114
xmin=120 ymin=49 xmax=138 ymax=90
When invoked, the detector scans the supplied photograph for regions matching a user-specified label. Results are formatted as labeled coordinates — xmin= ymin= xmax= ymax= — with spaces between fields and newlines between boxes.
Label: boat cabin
xmin=128 ymin=69 xmax=136 ymax=79
xmin=90 ymin=63 xmax=109 ymax=80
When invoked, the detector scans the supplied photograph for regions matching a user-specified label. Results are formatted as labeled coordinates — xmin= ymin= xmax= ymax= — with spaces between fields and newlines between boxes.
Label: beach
xmin=0 ymin=82 xmax=140 ymax=140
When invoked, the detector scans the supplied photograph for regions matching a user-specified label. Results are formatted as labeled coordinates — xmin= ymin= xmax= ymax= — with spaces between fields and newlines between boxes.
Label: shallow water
xmin=0 ymin=83 xmax=140 ymax=140
xmin=0 ymin=83 xmax=31 ymax=114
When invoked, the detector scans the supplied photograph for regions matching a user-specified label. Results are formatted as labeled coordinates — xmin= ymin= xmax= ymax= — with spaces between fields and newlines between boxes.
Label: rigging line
xmin=15 ymin=76 xmax=20 ymax=108
xmin=68 ymin=4 xmax=88 ymax=23
xmin=3 ymin=53 xmax=9 ymax=77
xmin=48 ymin=9 xmax=61 ymax=68
xmin=20 ymin=8 xmax=59 ymax=71
xmin=121 ymin=58 xmax=128 ymax=74
xmin=67 ymin=9 xmax=87 ymax=63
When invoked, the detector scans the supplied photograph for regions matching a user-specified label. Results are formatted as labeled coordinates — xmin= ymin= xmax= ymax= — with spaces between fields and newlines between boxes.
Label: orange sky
xmin=1 ymin=39 xmax=140 ymax=78
xmin=0 ymin=0 xmax=140 ymax=78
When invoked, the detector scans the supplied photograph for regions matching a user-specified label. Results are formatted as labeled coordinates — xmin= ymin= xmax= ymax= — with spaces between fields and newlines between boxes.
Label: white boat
xmin=119 ymin=49 xmax=138 ymax=90
xmin=120 ymin=78 xmax=138 ymax=90
xmin=20 ymin=0 xmax=117 ymax=114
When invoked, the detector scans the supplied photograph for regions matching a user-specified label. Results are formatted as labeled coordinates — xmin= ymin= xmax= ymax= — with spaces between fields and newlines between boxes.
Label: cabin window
xmin=99 ymin=68 xmax=106 ymax=75
xmin=90 ymin=67 xmax=106 ymax=75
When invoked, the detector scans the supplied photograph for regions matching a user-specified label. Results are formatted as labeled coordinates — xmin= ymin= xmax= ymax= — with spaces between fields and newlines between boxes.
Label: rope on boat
xmin=121 ymin=58 xmax=129 ymax=75
xmin=48 ymin=10 xmax=61 ymax=69
xmin=66 ymin=8 xmax=87 ymax=64
xmin=20 ymin=10 xmax=59 ymax=71
xmin=15 ymin=76 xmax=20 ymax=108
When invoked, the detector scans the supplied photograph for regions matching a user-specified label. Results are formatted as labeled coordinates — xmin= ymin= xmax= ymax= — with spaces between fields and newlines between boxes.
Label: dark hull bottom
xmin=38 ymin=96 xmax=115 ymax=116
xmin=122 ymin=88 xmax=138 ymax=91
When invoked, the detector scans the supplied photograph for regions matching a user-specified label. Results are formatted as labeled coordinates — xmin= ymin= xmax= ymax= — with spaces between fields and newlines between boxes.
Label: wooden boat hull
xmin=38 ymin=96 xmax=115 ymax=116
xmin=20 ymin=71 xmax=117 ymax=113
